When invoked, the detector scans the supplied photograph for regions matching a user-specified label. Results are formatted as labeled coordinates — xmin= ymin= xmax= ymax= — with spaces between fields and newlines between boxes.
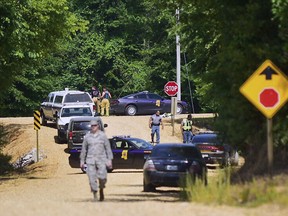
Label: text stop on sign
xmin=164 ymin=81 xmax=178 ymax=96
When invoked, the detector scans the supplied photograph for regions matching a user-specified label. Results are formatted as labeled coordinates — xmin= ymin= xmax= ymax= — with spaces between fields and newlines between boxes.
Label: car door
xmin=111 ymin=139 xmax=135 ymax=169
xmin=147 ymin=93 xmax=166 ymax=113
xmin=45 ymin=93 xmax=55 ymax=119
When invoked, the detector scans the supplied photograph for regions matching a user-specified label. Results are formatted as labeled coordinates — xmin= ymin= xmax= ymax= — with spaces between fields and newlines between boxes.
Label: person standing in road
xmin=180 ymin=114 xmax=193 ymax=143
xmin=149 ymin=110 xmax=164 ymax=144
xmin=90 ymin=86 xmax=101 ymax=115
xmin=101 ymin=87 xmax=112 ymax=116
xmin=80 ymin=119 xmax=113 ymax=202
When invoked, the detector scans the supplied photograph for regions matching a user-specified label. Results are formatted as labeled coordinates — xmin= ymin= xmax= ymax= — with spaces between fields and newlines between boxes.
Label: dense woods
xmin=1 ymin=0 xmax=288 ymax=176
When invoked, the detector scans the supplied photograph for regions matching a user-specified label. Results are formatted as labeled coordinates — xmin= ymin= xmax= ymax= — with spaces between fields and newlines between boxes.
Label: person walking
xmin=80 ymin=119 xmax=113 ymax=202
xmin=100 ymin=87 xmax=111 ymax=116
xmin=149 ymin=110 xmax=164 ymax=144
xmin=90 ymin=86 xmax=101 ymax=115
xmin=180 ymin=114 xmax=193 ymax=143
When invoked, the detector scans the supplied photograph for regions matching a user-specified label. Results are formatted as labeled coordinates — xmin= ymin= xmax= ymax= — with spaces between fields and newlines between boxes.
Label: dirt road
xmin=0 ymin=116 xmax=287 ymax=216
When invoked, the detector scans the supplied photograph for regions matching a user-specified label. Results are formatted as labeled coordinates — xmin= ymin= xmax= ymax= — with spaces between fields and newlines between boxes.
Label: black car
xmin=109 ymin=136 xmax=153 ymax=171
xmin=191 ymin=133 xmax=239 ymax=167
xmin=110 ymin=91 xmax=189 ymax=116
xmin=143 ymin=143 xmax=207 ymax=192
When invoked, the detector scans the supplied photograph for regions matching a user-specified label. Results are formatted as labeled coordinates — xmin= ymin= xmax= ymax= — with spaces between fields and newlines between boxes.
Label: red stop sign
xmin=259 ymin=88 xmax=279 ymax=108
xmin=164 ymin=81 xmax=178 ymax=96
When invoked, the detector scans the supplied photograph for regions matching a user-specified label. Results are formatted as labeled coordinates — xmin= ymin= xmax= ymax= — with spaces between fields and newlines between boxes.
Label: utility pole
xmin=176 ymin=8 xmax=181 ymax=101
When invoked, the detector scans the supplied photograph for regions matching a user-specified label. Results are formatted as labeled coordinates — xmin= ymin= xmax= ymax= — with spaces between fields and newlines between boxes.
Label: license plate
xmin=202 ymin=154 xmax=209 ymax=158
xmin=166 ymin=165 xmax=178 ymax=171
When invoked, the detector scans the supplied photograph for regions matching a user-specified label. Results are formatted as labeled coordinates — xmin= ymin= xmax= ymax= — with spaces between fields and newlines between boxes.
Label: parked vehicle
xmin=143 ymin=143 xmax=207 ymax=192
xmin=40 ymin=88 xmax=95 ymax=125
xmin=67 ymin=116 xmax=107 ymax=153
xmin=109 ymin=136 xmax=153 ymax=171
xmin=110 ymin=91 xmax=189 ymax=116
xmin=191 ymin=132 xmax=239 ymax=167
xmin=69 ymin=135 xmax=153 ymax=173
xmin=56 ymin=104 xmax=94 ymax=143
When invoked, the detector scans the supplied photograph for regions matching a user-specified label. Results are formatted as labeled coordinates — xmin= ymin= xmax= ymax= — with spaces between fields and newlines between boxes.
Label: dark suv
xmin=67 ymin=116 xmax=107 ymax=153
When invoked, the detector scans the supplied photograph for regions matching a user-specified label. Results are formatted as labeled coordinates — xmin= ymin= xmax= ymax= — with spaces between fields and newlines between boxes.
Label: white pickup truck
xmin=40 ymin=88 xmax=95 ymax=125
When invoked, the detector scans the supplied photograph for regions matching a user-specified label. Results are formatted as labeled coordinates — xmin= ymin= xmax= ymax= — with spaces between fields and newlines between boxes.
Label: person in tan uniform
xmin=100 ymin=87 xmax=111 ymax=116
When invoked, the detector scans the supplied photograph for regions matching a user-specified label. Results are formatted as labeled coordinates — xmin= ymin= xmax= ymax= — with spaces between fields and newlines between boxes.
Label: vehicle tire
xmin=41 ymin=112 xmax=47 ymax=126
xmin=125 ymin=105 xmax=137 ymax=116
xmin=231 ymin=151 xmax=239 ymax=166
xmin=176 ymin=104 xmax=183 ymax=114
xmin=221 ymin=152 xmax=230 ymax=168
xmin=57 ymin=129 xmax=65 ymax=144
xmin=143 ymin=179 xmax=155 ymax=192
xmin=107 ymin=168 xmax=113 ymax=173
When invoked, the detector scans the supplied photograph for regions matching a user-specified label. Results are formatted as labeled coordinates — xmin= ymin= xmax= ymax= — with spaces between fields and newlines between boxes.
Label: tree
xmin=0 ymin=0 xmax=87 ymax=116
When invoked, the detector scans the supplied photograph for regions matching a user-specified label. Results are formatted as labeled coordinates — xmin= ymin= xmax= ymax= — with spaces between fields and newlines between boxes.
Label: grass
xmin=182 ymin=167 xmax=288 ymax=207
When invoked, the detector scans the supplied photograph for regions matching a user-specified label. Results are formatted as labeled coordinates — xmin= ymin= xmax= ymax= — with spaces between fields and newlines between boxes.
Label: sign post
xmin=240 ymin=59 xmax=288 ymax=176
xmin=164 ymin=81 xmax=179 ymax=136
xmin=34 ymin=110 xmax=41 ymax=162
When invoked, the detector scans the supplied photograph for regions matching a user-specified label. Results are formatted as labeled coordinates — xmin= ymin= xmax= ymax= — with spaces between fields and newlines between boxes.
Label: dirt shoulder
xmin=0 ymin=116 xmax=287 ymax=216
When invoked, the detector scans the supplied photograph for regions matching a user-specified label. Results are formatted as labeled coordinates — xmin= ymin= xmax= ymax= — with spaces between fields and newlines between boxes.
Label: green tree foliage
xmin=0 ymin=0 xmax=87 ymax=116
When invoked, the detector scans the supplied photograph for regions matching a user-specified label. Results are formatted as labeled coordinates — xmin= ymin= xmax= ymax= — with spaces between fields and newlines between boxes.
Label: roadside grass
xmin=182 ymin=168 xmax=288 ymax=207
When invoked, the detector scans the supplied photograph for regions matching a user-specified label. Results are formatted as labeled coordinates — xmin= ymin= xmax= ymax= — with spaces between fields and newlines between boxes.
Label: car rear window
xmin=64 ymin=93 xmax=92 ymax=103
xmin=72 ymin=121 xmax=91 ymax=131
xmin=152 ymin=145 xmax=202 ymax=159
xmin=61 ymin=107 xmax=92 ymax=117
xmin=191 ymin=135 xmax=218 ymax=144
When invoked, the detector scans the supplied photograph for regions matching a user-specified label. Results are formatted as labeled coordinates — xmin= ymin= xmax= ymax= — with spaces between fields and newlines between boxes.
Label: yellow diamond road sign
xmin=240 ymin=59 xmax=288 ymax=119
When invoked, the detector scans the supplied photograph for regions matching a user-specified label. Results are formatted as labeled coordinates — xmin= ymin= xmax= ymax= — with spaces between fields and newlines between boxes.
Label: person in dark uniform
xmin=149 ymin=110 xmax=164 ymax=144
xmin=90 ymin=86 xmax=101 ymax=115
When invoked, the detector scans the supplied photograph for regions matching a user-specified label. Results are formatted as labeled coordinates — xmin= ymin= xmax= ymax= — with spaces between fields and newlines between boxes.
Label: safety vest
xmin=182 ymin=119 xmax=192 ymax=130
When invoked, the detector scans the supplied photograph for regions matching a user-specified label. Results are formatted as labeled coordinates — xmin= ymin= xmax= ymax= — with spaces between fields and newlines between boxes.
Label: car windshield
xmin=151 ymin=145 xmax=202 ymax=159
xmin=128 ymin=138 xmax=153 ymax=149
xmin=64 ymin=93 xmax=92 ymax=103
xmin=72 ymin=121 xmax=91 ymax=131
xmin=61 ymin=107 xmax=92 ymax=117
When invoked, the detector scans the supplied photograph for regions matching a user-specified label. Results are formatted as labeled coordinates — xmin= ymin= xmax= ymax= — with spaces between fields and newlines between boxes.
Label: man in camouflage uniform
xmin=80 ymin=119 xmax=113 ymax=202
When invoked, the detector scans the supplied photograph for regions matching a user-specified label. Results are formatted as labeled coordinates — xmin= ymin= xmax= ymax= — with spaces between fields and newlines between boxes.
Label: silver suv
xmin=40 ymin=88 xmax=95 ymax=125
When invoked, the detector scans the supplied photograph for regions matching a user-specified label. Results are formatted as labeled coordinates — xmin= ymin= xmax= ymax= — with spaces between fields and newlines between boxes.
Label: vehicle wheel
xmin=143 ymin=179 xmax=155 ymax=192
xmin=41 ymin=112 xmax=47 ymax=126
xmin=57 ymin=130 xmax=65 ymax=144
xmin=221 ymin=152 xmax=230 ymax=167
xmin=125 ymin=105 xmax=137 ymax=116
xmin=176 ymin=104 xmax=183 ymax=114
xmin=231 ymin=151 xmax=239 ymax=166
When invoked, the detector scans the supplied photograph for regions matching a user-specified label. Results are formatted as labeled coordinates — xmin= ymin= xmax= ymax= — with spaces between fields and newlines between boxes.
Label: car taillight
xmin=68 ymin=131 xmax=73 ymax=140
xmin=93 ymin=105 xmax=96 ymax=111
xmin=143 ymin=159 xmax=156 ymax=171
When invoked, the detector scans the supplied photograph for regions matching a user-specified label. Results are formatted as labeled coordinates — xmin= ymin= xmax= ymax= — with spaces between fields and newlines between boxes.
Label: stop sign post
xmin=164 ymin=81 xmax=178 ymax=97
